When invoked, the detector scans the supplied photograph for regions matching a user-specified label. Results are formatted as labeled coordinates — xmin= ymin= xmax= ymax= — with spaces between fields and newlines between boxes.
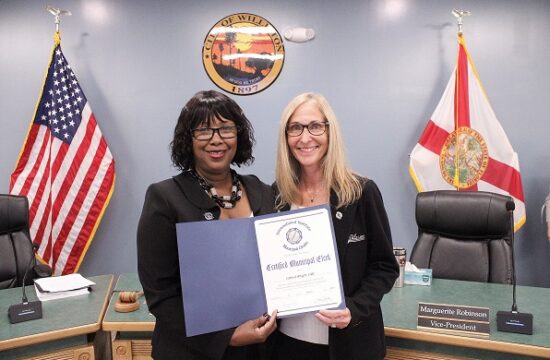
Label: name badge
xmin=417 ymin=302 xmax=490 ymax=336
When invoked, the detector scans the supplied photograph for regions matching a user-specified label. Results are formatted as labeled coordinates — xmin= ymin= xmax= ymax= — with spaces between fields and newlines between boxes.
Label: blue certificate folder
xmin=176 ymin=204 xmax=344 ymax=337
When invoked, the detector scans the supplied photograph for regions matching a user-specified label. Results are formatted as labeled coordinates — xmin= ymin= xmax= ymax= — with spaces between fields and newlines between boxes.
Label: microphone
xmin=544 ymin=192 xmax=550 ymax=241
xmin=8 ymin=243 xmax=43 ymax=324
xmin=496 ymin=200 xmax=533 ymax=335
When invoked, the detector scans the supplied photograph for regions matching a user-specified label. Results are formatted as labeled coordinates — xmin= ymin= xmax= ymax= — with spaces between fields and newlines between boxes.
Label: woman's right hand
xmin=229 ymin=310 xmax=277 ymax=346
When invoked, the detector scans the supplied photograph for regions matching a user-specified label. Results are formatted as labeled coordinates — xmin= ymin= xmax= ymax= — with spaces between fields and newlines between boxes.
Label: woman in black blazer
xmin=137 ymin=90 xmax=277 ymax=360
xmin=272 ymin=92 xmax=399 ymax=360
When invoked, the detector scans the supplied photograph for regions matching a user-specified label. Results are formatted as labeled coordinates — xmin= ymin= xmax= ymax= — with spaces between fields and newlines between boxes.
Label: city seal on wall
xmin=439 ymin=127 xmax=489 ymax=189
xmin=202 ymin=13 xmax=285 ymax=95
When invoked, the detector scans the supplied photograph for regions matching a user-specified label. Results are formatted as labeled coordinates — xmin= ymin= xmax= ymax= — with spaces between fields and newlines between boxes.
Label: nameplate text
xmin=417 ymin=302 xmax=490 ymax=336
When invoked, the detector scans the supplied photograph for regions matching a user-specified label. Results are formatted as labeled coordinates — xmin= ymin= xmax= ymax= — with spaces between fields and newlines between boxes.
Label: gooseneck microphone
xmin=507 ymin=201 xmax=518 ymax=313
xmin=496 ymin=200 xmax=533 ymax=335
xmin=8 ymin=243 xmax=43 ymax=324
xmin=21 ymin=244 xmax=39 ymax=303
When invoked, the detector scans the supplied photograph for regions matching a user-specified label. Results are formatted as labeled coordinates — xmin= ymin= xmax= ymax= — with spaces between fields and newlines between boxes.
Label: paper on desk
xmin=34 ymin=273 xmax=95 ymax=292
xmin=34 ymin=285 xmax=91 ymax=301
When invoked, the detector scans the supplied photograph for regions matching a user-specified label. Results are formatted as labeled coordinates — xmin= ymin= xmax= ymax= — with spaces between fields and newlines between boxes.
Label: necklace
xmin=304 ymin=184 xmax=325 ymax=203
xmin=190 ymin=169 xmax=242 ymax=209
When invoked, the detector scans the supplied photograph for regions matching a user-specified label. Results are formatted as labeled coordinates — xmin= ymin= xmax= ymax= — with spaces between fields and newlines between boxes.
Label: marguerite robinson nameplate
xmin=417 ymin=302 xmax=490 ymax=337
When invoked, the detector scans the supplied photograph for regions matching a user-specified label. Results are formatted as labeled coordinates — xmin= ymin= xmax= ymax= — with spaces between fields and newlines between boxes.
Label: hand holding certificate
xmin=176 ymin=204 xmax=344 ymax=336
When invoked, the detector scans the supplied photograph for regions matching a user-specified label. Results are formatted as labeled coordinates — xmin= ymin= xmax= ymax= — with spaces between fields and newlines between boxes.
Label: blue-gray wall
xmin=1 ymin=0 xmax=549 ymax=287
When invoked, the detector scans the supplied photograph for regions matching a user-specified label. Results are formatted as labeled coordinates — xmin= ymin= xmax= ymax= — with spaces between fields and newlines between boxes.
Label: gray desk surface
xmin=101 ymin=274 xmax=550 ymax=358
xmin=0 ymin=274 xmax=113 ymax=351
xmin=381 ymin=278 xmax=550 ymax=358
xmin=102 ymin=273 xmax=155 ymax=332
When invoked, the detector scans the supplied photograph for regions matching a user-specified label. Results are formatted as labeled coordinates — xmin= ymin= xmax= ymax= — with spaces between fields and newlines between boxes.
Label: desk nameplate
xmin=417 ymin=302 xmax=490 ymax=337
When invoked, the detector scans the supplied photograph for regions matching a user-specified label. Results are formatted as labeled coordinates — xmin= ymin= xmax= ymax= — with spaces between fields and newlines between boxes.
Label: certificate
xmin=176 ymin=204 xmax=344 ymax=336
xmin=254 ymin=207 xmax=344 ymax=317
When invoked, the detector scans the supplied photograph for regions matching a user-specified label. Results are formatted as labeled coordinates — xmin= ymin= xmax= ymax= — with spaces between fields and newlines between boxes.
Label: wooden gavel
xmin=114 ymin=291 xmax=144 ymax=313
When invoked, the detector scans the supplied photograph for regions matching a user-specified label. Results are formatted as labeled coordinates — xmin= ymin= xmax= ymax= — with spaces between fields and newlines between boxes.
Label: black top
xmin=137 ymin=171 xmax=275 ymax=360
xmin=274 ymin=178 xmax=399 ymax=360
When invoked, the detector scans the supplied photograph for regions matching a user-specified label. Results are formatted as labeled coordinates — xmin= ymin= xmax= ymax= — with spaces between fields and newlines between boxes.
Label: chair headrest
xmin=415 ymin=190 xmax=512 ymax=239
xmin=0 ymin=195 xmax=30 ymax=234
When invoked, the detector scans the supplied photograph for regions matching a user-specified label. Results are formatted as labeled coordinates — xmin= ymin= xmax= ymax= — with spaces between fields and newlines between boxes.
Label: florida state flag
xmin=409 ymin=34 xmax=525 ymax=230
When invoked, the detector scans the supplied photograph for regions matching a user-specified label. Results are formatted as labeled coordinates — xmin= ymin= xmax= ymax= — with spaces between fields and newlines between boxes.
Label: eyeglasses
xmin=286 ymin=121 xmax=329 ymax=137
xmin=191 ymin=126 xmax=238 ymax=140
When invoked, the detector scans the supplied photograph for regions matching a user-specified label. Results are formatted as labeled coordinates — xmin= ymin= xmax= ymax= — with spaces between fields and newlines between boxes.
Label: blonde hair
xmin=275 ymin=93 xmax=363 ymax=209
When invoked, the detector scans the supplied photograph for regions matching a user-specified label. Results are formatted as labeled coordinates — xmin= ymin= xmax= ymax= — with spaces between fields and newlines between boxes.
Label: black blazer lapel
xmin=172 ymin=172 xmax=220 ymax=219
xmin=330 ymin=191 xmax=357 ymax=265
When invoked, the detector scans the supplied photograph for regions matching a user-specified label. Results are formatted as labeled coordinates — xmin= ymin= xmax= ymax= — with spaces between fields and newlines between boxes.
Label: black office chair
xmin=0 ymin=194 xmax=51 ymax=289
xmin=410 ymin=190 xmax=514 ymax=284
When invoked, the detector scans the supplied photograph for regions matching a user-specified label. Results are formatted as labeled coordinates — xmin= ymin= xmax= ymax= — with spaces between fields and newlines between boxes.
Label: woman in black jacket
xmin=137 ymin=90 xmax=277 ymax=360
xmin=272 ymin=92 xmax=398 ymax=360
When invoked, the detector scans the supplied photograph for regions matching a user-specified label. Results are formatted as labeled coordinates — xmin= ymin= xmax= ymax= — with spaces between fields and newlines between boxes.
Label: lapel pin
xmin=204 ymin=212 xmax=214 ymax=220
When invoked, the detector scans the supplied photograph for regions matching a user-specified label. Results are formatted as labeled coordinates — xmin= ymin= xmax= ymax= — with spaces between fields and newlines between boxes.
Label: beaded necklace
xmin=190 ymin=169 xmax=242 ymax=209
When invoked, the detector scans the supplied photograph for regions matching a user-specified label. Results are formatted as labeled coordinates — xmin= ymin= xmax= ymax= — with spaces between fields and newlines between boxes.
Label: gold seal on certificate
xmin=254 ymin=206 xmax=344 ymax=317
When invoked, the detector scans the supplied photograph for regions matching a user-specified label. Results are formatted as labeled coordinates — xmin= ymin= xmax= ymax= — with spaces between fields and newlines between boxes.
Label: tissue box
xmin=404 ymin=268 xmax=432 ymax=286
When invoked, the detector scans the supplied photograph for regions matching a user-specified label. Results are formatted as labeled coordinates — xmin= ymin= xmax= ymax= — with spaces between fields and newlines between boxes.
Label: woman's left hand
xmin=229 ymin=309 xmax=278 ymax=346
xmin=315 ymin=308 xmax=351 ymax=329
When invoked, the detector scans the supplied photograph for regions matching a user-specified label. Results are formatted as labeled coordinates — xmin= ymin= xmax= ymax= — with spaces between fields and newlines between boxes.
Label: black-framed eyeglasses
xmin=191 ymin=126 xmax=238 ymax=140
xmin=286 ymin=121 xmax=329 ymax=137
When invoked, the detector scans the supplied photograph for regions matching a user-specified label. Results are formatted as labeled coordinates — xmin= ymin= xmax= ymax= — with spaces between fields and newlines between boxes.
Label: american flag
xmin=10 ymin=37 xmax=115 ymax=275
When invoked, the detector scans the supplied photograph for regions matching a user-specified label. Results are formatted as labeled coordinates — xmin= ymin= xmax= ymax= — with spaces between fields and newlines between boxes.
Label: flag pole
xmin=46 ymin=5 xmax=71 ymax=43
xmin=451 ymin=9 xmax=471 ymax=189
